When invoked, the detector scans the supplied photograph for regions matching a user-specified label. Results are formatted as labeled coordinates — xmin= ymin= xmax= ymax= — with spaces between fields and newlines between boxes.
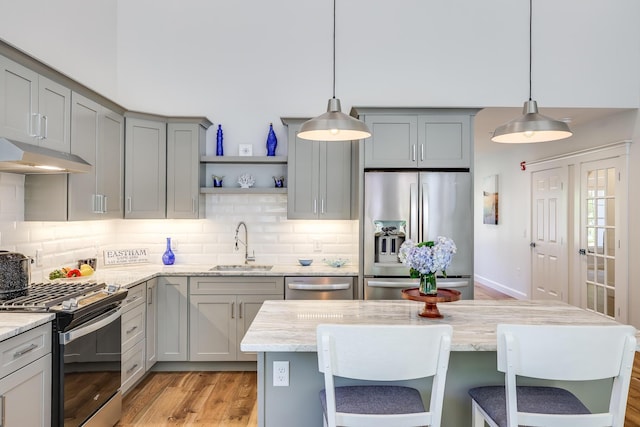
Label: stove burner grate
xmin=0 ymin=282 xmax=106 ymax=310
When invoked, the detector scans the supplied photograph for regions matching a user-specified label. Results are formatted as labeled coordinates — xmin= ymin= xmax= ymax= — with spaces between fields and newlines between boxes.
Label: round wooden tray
xmin=401 ymin=288 xmax=461 ymax=318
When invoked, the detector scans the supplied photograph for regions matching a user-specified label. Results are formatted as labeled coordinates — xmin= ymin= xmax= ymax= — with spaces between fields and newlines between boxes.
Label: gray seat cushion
xmin=468 ymin=385 xmax=591 ymax=427
xmin=320 ymin=385 xmax=426 ymax=416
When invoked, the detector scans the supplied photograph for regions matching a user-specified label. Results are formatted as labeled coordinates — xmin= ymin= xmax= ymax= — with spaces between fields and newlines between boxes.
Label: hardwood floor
xmin=117 ymin=371 xmax=258 ymax=426
xmin=118 ymin=284 xmax=640 ymax=426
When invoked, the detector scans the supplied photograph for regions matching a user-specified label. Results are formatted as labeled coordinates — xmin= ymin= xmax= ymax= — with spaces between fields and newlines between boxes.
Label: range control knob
xmin=61 ymin=298 xmax=78 ymax=310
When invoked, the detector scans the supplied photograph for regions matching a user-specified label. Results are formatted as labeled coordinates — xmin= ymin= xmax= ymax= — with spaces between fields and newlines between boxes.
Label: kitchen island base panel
xmin=258 ymin=351 xmax=613 ymax=427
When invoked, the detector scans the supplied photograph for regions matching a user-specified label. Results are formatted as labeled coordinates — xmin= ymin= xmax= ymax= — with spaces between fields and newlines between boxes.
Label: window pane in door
xmin=587 ymin=170 xmax=596 ymax=197
xmin=607 ymin=168 xmax=616 ymax=196
xmin=596 ymin=286 xmax=604 ymax=313
xmin=586 ymin=283 xmax=595 ymax=310
xmin=605 ymin=229 xmax=615 ymax=257
xmin=597 ymin=169 xmax=606 ymax=196
xmin=606 ymin=258 xmax=615 ymax=287
xmin=607 ymin=288 xmax=615 ymax=316
xmin=587 ymin=255 xmax=595 ymax=282
xmin=606 ymin=199 xmax=615 ymax=226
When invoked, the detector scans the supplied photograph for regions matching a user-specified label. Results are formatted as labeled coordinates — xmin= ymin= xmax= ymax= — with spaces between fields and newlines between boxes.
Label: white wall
xmin=0 ymin=0 xmax=119 ymax=98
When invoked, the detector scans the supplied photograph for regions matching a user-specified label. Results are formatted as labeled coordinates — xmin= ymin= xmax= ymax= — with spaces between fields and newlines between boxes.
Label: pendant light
xmin=491 ymin=0 xmax=572 ymax=144
xmin=297 ymin=0 xmax=371 ymax=142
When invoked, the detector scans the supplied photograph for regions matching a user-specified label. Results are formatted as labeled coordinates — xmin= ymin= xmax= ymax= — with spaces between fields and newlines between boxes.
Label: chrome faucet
xmin=235 ymin=221 xmax=255 ymax=264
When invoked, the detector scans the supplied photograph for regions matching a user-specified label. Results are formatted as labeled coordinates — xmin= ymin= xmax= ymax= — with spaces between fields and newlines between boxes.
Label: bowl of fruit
xmin=49 ymin=263 xmax=95 ymax=281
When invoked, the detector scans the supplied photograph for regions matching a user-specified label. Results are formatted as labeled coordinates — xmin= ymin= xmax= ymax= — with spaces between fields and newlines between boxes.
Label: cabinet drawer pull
xmin=239 ymin=302 xmax=243 ymax=319
xmin=126 ymin=325 xmax=138 ymax=334
xmin=0 ymin=394 xmax=5 ymax=426
xmin=313 ymin=199 xmax=317 ymax=214
xmin=231 ymin=302 xmax=235 ymax=319
xmin=420 ymin=144 xmax=424 ymax=161
xmin=103 ymin=195 xmax=108 ymax=213
xmin=126 ymin=295 xmax=139 ymax=304
xmin=126 ymin=363 xmax=139 ymax=374
xmin=30 ymin=113 xmax=40 ymax=138
xmin=127 ymin=197 xmax=132 ymax=213
xmin=147 ymin=287 xmax=152 ymax=305
xmin=321 ymin=199 xmax=325 ymax=214
xmin=13 ymin=343 xmax=38 ymax=358
xmin=412 ymin=144 xmax=416 ymax=161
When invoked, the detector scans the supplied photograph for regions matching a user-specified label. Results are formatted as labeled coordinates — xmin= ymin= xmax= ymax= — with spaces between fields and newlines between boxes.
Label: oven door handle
xmin=287 ymin=283 xmax=351 ymax=291
xmin=60 ymin=307 xmax=122 ymax=345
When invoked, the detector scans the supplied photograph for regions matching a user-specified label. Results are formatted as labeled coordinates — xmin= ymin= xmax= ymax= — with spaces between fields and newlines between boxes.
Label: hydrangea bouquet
xmin=398 ymin=236 xmax=457 ymax=295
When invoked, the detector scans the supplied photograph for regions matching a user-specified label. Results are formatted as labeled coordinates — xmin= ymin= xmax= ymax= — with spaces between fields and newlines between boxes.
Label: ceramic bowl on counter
xmin=298 ymin=259 xmax=313 ymax=266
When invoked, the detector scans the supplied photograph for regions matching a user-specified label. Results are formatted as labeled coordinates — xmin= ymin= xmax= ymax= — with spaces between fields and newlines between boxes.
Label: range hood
xmin=0 ymin=138 xmax=91 ymax=174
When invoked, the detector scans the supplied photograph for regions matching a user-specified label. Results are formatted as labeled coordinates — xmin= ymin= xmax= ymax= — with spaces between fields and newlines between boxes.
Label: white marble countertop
xmin=241 ymin=299 xmax=638 ymax=352
xmin=42 ymin=263 xmax=359 ymax=290
xmin=0 ymin=312 xmax=54 ymax=342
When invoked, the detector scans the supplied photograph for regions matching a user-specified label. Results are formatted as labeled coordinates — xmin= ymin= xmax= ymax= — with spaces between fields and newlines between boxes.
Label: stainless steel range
xmin=0 ymin=281 xmax=128 ymax=427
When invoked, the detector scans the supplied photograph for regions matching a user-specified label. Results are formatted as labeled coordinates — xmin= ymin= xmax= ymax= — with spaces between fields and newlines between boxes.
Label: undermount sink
xmin=210 ymin=264 xmax=273 ymax=272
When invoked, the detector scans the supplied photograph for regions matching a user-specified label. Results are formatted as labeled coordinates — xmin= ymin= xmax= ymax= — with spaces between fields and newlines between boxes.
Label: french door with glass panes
xmin=580 ymin=157 xmax=627 ymax=322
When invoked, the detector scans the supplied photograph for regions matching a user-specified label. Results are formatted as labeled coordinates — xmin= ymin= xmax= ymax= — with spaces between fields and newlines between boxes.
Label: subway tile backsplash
xmin=0 ymin=175 xmax=358 ymax=282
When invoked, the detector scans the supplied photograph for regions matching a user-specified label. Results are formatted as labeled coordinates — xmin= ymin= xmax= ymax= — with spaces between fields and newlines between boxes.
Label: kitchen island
xmin=241 ymin=299 xmax=639 ymax=427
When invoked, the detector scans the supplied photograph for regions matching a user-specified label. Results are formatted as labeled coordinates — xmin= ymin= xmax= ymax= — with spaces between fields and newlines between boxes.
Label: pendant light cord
xmin=528 ymin=0 xmax=532 ymax=101
xmin=332 ymin=0 xmax=336 ymax=99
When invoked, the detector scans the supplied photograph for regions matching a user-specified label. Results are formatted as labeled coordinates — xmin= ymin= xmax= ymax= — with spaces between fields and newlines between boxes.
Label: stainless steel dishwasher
xmin=285 ymin=276 xmax=355 ymax=300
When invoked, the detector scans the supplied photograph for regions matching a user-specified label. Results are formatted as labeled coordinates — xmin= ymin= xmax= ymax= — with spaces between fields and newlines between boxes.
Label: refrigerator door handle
xmin=409 ymin=183 xmax=418 ymax=242
xmin=421 ymin=181 xmax=428 ymax=242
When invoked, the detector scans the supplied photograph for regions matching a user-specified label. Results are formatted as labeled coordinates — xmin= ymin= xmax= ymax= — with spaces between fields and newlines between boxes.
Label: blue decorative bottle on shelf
xmin=216 ymin=124 xmax=224 ymax=156
xmin=266 ymin=123 xmax=277 ymax=156
xmin=162 ymin=237 xmax=175 ymax=265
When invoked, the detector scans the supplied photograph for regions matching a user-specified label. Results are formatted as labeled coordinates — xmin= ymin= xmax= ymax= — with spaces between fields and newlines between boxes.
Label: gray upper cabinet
xmin=356 ymin=109 xmax=476 ymax=169
xmin=68 ymin=92 xmax=124 ymax=220
xmin=0 ymin=55 xmax=70 ymax=152
xmin=284 ymin=118 xmax=352 ymax=220
xmin=124 ymin=115 xmax=167 ymax=219
xmin=167 ymin=120 xmax=210 ymax=219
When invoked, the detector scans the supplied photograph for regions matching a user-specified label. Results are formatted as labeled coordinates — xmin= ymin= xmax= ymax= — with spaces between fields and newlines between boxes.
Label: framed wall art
xmin=483 ymin=174 xmax=499 ymax=225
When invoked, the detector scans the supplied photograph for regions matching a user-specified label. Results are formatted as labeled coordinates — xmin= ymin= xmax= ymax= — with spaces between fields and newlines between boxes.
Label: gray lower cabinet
xmin=145 ymin=278 xmax=158 ymax=371
xmin=166 ymin=120 xmax=210 ymax=219
xmin=0 ymin=323 xmax=52 ymax=426
xmin=157 ymin=276 xmax=189 ymax=361
xmin=284 ymin=118 xmax=353 ymax=219
xmin=68 ymin=92 xmax=124 ymax=220
xmin=124 ymin=115 xmax=167 ymax=219
xmin=189 ymin=277 xmax=284 ymax=362
xmin=0 ymin=54 xmax=70 ymax=152
xmin=355 ymin=109 xmax=476 ymax=169
xmin=121 ymin=282 xmax=146 ymax=394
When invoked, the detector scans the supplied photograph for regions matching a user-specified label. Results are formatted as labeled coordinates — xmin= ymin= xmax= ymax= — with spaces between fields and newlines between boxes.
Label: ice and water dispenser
xmin=372 ymin=220 xmax=406 ymax=264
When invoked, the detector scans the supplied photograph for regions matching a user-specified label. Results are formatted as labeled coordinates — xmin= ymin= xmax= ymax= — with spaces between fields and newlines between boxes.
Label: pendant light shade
xmin=491 ymin=0 xmax=572 ymax=144
xmin=491 ymin=100 xmax=572 ymax=143
xmin=298 ymin=98 xmax=371 ymax=141
xmin=297 ymin=0 xmax=371 ymax=142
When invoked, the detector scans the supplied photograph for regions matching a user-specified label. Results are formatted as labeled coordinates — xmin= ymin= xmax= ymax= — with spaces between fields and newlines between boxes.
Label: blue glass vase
xmin=266 ymin=123 xmax=277 ymax=156
xmin=162 ymin=237 xmax=175 ymax=265
xmin=216 ymin=124 xmax=224 ymax=156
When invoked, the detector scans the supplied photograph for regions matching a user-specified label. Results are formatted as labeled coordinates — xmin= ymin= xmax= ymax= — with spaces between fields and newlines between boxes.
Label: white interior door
xmin=531 ymin=167 xmax=567 ymax=300
xmin=580 ymin=157 xmax=627 ymax=321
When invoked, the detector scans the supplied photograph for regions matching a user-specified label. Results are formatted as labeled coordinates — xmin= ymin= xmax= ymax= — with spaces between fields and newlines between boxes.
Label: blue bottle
xmin=216 ymin=125 xmax=224 ymax=156
xmin=162 ymin=237 xmax=175 ymax=265
xmin=266 ymin=123 xmax=277 ymax=156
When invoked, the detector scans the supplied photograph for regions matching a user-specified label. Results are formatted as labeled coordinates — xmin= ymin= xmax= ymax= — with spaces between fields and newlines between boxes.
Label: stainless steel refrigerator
xmin=363 ymin=171 xmax=473 ymax=299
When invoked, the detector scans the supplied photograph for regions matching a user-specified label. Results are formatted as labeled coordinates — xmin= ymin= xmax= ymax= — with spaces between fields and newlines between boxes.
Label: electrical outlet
xmin=312 ymin=240 xmax=322 ymax=253
xmin=35 ymin=249 xmax=43 ymax=267
xmin=273 ymin=361 xmax=289 ymax=387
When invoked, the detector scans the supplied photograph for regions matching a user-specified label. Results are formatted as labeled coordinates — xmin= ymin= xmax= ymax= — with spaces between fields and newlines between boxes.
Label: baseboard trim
xmin=474 ymin=274 xmax=528 ymax=299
